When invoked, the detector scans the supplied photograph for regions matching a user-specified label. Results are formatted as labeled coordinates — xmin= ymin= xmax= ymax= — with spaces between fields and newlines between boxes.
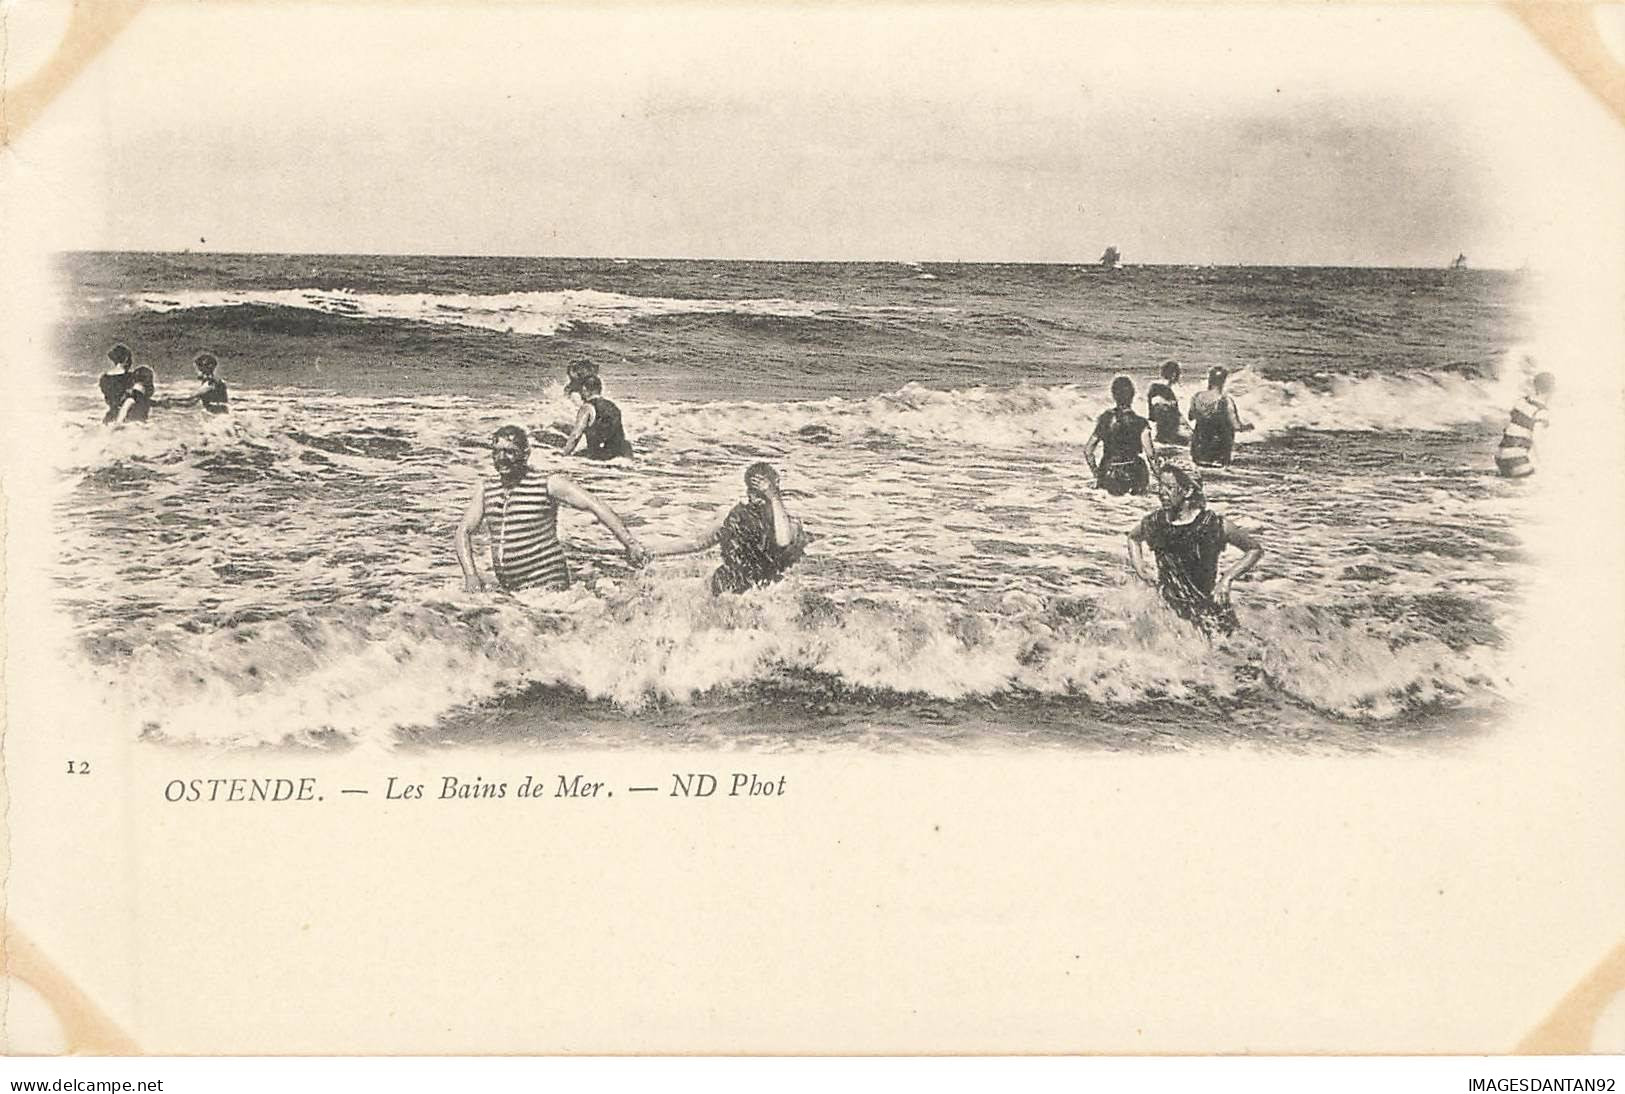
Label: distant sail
xmin=1450 ymin=253 xmax=1468 ymax=269
xmin=1099 ymin=246 xmax=1122 ymax=269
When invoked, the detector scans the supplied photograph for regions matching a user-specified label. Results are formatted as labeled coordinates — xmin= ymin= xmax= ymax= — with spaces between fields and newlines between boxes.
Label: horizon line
xmin=58 ymin=248 xmax=1526 ymax=273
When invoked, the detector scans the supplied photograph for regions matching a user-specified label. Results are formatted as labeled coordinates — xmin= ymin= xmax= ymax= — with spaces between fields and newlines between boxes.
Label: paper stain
xmin=0 ymin=0 xmax=146 ymax=148
xmin=1 ymin=921 xmax=139 ymax=1054
xmin=1517 ymin=939 xmax=1625 ymax=1054
xmin=1509 ymin=2 xmax=1625 ymax=125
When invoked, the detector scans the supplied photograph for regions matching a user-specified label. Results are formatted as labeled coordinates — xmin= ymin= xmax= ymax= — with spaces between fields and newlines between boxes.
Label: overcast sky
xmin=12 ymin=2 xmax=1621 ymax=266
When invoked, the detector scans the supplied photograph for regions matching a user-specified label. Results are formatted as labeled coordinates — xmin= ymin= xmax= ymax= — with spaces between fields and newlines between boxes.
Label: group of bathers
xmin=1089 ymin=357 xmax=1553 ymax=493
xmin=460 ymin=363 xmax=808 ymax=599
xmin=1087 ymin=361 xmax=1253 ymax=497
xmin=96 ymin=336 xmax=1555 ymax=619
xmin=97 ymin=344 xmax=229 ymax=424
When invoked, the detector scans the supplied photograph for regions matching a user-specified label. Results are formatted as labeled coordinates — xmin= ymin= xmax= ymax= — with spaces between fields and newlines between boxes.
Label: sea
xmin=46 ymin=253 xmax=1541 ymax=751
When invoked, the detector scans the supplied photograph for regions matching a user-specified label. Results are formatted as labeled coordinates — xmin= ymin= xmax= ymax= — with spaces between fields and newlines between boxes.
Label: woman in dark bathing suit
xmin=154 ymin=352 xmax=230 ymax=414
xmin=649 ymin=463 xmax=807 ymax=594
xmin=1125 ymin=460 xmax=1263 ymax=636
xmin=1085 ymin=375 xmax=1157 ymax=495
xmin=99 ymin=343 xmax=154 ymax=424
xmin=1146 ymin=359 xmax=1186 ymax=444
xmin=562 ymin=373 xmax=634 ymax=460
xmin=1187 ymin=366 xmax=1254 ymax=467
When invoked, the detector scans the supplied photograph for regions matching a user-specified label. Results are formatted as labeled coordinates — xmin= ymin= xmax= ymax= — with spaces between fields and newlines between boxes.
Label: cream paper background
xmin=2 ymin=1 xmax=1623 ymax=1054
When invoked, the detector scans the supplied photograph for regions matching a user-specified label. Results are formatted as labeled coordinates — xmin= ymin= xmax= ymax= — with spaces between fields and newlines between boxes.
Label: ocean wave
xmin=637 ymin=365 xmax=1524 ymax=452
xmin=1235 ymin=358 xmax=1532 ymax=435
xmin=53 ymin=407 xmax=402 ymax=480
xmin=52 ymin=360 xmax=1528 ymax=484
xmin=128 ymin=287 xmax=931 ymax=337
xmin=88 ymin=576 xmax=1507 ymax=747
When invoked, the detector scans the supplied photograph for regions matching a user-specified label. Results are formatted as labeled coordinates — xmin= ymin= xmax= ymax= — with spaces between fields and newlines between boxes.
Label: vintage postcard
xmin=2 ymin=0 xmax=1623 ymax=1056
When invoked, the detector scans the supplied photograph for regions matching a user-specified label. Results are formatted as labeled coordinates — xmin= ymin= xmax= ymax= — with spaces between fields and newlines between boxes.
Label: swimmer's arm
xmin=560 ymin=403 xmax=594 ymax=456
xmin=648 ymin=516 xmax=725 ymax=557
xmin=548 ymin=474 xmax=648 ymax=565
xmin=153 ymin=383 xmax=209 ymax=408
xmin=114 ymin=379 xmax=146 ymax=418
xmin=1214 ymin=520 xmax=1264 ymax=605
xmin=1139 ymin=421 xmax=1158 ymax=469
xmin=1225 ymin=395 xmax=1255 ymax=433
xmin=121 ymin=377 xmax=154 ymax=418
xmin=1124 ymin=521 xmax=1158 ymax=584
xmin=765 ymin=491 xmax=797 ymax=549
xmin=455 ymin=482 xmax=490 ymax=591
xmin=1083 ymin=420 xmax=1104 ymax=475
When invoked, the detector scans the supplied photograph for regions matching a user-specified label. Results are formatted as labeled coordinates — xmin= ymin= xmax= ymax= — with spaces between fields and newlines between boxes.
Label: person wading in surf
xmin=561 ymin=373 xmax=634 ymax=460
xmin=98 ymin=343 xmax=135 ymax=423
xmin=649 ymin=462 xmax=807 ymax=594
xmin=456 ymin=425 xmax=647 ymax=593
xmin=1146 ymin=359 xmax=1186 ymax=445
xmin=1085 ymin=375 xmax=1158 ymax=495
xmin=1125 ymin=459 xmax=1263 ymax=636
xmin=99 ymin=343 xmax=156 ymax=425
xmin=1495 ymin=371 xmax=1556 ymax=479
xmin=153 ymin=352 xmax=230 ymax=414
xmin=1187 ymin=366 xmax=1254 ymax=467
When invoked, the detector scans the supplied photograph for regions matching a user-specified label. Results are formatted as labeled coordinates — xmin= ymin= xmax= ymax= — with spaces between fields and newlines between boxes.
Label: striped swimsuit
xmin=1495 ymin=395 xmax=1546 ymax=479
xmin=487 ymin=471 xmax=571 ymax=591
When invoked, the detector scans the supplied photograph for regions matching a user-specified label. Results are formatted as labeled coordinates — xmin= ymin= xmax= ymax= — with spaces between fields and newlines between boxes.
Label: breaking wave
xmin=635 ymin=365 xmax=1529 ymax=451
xmin=83 ymin=576 xmax=1508 ymax=748
xmin=128 ymin=287 xmax=928 ymax=337
xmin=51 ymin=358 xmax=1533 ymax=485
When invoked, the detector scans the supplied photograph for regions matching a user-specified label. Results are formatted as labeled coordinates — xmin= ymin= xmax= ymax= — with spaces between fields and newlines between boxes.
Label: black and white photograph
xmin=3 ymin=0 xmax=1623 ymax=1064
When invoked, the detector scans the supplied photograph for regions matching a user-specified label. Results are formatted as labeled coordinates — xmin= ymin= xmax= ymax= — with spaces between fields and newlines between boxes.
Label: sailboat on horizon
xmin=1098 ymin=245 xmax=1122 ymax=270
xmin=1449 ymin=253 xmax=1468 ymax=270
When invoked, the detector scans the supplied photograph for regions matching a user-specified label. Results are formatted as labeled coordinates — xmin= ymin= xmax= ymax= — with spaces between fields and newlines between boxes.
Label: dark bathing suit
xmin=200 ymin=376 xmax=229 ymax=413
xmin=583 ymin=397 xmax=633 ymax=460
xmin=1146 ymin=382 xmax=1183 ymax=443
xmin=1189 ymin=393 xmax=1235 ymax=467
xmin=486 ymin=469 xmax=571 ymax=591
xmin=712 ymin=500 xmax=805 ymax=595
xmin=1093 ymin=406 xmax=1151 ymax=496
xmin=108 ymin=366 xmax=156 ymax=423
xmin=1135 ymin=507 xmax=1238 ymax=635
xmin=99 ymin=372 xmax=130 ymax=423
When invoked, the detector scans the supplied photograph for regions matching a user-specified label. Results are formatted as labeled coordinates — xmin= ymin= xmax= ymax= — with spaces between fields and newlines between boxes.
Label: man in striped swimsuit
xmin=1495 ymin=372 xmax=1555 ymax=479
xmin=455 ymin=425 xmax=647 ymax=593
